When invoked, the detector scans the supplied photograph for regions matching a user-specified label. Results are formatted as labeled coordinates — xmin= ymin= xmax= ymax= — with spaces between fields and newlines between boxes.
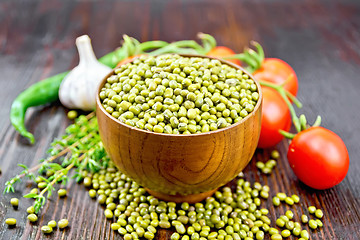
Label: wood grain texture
xmin=96 ymin=57 xmax=262 ymax=202
xmin=0 ymin=0 xmax=359 ymax=239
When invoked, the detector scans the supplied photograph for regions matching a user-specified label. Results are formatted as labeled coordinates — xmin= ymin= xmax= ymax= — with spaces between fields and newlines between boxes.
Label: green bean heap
xmin=100 ymin=54 xmax=259 ymax=134
xmin=3 ymin=113 xmax=323 ymax=239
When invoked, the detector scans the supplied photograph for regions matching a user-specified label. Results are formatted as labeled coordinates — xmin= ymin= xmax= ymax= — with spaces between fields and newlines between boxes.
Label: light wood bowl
xmin=96 ymin=55 xmax=262 ymax=203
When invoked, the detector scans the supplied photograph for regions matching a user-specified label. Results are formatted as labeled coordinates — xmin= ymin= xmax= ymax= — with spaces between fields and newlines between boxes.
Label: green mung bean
xmin=269 ymin=228 xmax=279 ymax=235
xmin=293 ymin=227 xmax=301 ymax=236
xmin=144 ymin=231 xmax=155 ymax=239
xmin=27 ymin=214 xmax=38 ymax=222
xmin=315 ymin=209 xmax=323 ymax=218
xmin=38 ymin=182 xmax=47 ymax=189
xmin=285 ymin=210 xmax=294 ymax=219
xmin=58 ymin=219 xmax=69 ymax=229
xmin=48 ymin=220 xmax=57 ymax=228
xmin=58 ymin=189 xmax=67 ymax=197
xmin=104 ymin=209 xmax=114 ymax=218
xmin=111 ymin=223 xmax=121 ymax=230
xmin=308 ymin=206 xmax=316 ymax=214
xmin=301 ymin=214 xmax=308 ymax=223
xmin=27 ymin=206 xmax=35 ymax=214
xmin=279 ymin=215 xmax=289 ymax=222
xmin=41 ymin=225 xmax=53 ymax=234
xmin=291 ymin=194 xmax=300 ymax=203
xmin=309 ymin=219 xmax=318 ymax=229
xmin=256 ymin=230 xmax=264 ymax=239
xmin=300 ymin=230 xmax=309 ymax=239
xmin=270 ymin=150 xmax=280 ymax=159
xmin=272 ymin=196 xmax=281 ymax=206
xmin=276 ymin=218 xmax=285 ymax=228
xmin=30 ymin=188 xmax=38 ymax=194
xmin=10 ymin=198 xmax=19 ymax=207
xmin=316 ymin=219 xmax=323 ymax=227
xmin=285 ymin=197 xmax=294 ymax=205
xmin=285 ymin=220 xmax=294 ymax=230
xmin=271 ymin=233 xmax=283 ymax=240
xmin=5 ymin=218 xmax=16 ymax=226
xmin=276 ymin=193 xmax=287 ymax=201
xmin=281 ymin=229 xmax=291 ymax=238
xmin=261 ymin=167 xmax=272 ymax=174
xmin=67 ymin=110 xmax=78 ymax=120
xmin=256 ymin=162 xmax=265 ymax=169
xmin=171 ymin=232 xmax=180 ymax=240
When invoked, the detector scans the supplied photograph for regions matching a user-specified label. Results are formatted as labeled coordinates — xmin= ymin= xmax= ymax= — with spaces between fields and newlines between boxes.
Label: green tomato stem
xmin=259 ymin=80 xmax=301 ymax=133
xmin=299 ymin=114 xmax=307 ymax=130
xmin=246 ymin=48 xmax=262 ymax=70
xmin=225 ymin=53 xmax=257 ymax=73
xmin=312 ymin=115 xmax=322 ymax=127
xmin=285 ymin=91 xmax=302 ymax=108
xmin=279 ymin=130 xmax=296 ymax=139
xmin=250 ymin=41 xmax=265 ymax=64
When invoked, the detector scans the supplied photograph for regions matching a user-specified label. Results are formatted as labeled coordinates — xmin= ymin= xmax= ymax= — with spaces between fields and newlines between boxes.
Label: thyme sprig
xmin=3 ymin=112 xmax=109 ymax=214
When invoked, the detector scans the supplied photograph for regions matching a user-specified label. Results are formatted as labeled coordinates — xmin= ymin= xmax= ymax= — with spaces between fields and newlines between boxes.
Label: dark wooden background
xmin=1 ymin=0 xmax=359 ymax=239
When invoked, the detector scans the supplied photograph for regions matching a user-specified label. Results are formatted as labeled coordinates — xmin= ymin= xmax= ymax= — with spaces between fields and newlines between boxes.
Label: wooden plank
xmin=0 ymin=0 xmax=359 ymax=239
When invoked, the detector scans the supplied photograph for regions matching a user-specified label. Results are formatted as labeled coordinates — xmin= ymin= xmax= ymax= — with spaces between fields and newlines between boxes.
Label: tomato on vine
xmin=198 ymin=33 xmax=241 ymax=65
xmin=252 ymin=58 xmax=298 ymax=97
xmin=207 ymin=46 xmax=241 ymax=66
xmin=257 ymin=87 xmax=291 ymax=148
xmin=226 ymin=41 xmax=298 ymax=96
xmin=286 ymin=125 xmax=349 ymax=190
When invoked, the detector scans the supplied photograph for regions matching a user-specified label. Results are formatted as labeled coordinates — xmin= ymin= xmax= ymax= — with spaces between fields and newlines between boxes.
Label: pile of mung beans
xmin=79 ymin=158 xmax=322 ymax=240
xmin=4 ymin=149 xmax=324 ymax=239
xmin=99 ymin=54 xmax=259 ymax=134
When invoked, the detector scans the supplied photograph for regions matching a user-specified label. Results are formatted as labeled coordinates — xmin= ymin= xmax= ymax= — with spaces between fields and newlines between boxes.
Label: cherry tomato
xmin=116 ymin=54 xmax=144 ymax=67
xmin=257 ymin=87 xmax=291 ymax=148
xmin=207 ymin=46 xmax=241 ymax=66
xmin=287 ymin=126 xmax=349 ymax=190
xmin=254 ymin=58 xmax=298 ymax=97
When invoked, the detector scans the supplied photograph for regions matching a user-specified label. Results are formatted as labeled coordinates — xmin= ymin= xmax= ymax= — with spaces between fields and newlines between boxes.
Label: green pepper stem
xmin=139 ymin=41 xmax=169 ymax=52
xmin=197 ymin=32 xmax=217 ymax=53
xmin=148 ymin=40 xmax=205 ymax=55
xmin=122 ymin=35 xmax=136 ymax=58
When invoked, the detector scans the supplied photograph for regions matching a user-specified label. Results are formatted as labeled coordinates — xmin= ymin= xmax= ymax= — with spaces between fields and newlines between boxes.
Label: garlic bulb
xmin=59 ymin=35 xmax=111 ymax=111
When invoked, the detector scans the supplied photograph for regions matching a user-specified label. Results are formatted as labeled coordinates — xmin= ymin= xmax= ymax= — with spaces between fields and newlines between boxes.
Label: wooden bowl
xmin=96 ymin=55 xmax=262 ymax=203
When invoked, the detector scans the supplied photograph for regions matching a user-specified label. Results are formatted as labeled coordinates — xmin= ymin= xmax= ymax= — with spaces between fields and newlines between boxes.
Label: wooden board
xmin=0 ymin=0 xmax=359 ymax=239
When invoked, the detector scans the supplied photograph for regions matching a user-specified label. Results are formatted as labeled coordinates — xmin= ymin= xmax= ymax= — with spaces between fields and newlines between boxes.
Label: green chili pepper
xmin=10 ymin=71 xmax=68 ymax=144
xmin=10 ymin=49 xmax=124 ymax=144
xmin=10 ymin=35 xmax=209 ymax=143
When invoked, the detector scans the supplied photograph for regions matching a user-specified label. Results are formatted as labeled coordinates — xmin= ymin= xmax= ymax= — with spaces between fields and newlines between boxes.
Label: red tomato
xmin=257 ymin=87 xmax=291 ymax=148
xmin=253 ymin=58 xmax=298 ymax=97
xmin=287 ymin=126 xmax=349 ymax=190
xmin=116 ymin=54 xmax=144 ymax=67
xmin=207 ymin=46 xmax=241 ymax=66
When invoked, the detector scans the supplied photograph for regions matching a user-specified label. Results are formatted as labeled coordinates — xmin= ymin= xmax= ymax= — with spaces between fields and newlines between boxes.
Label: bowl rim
xmin=96 ymin=54 xmax=262 ymax=137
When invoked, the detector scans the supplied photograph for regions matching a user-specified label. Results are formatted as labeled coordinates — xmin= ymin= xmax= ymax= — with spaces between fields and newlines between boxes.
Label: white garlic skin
xmin=59 ymin=35 xmax=111 ymax=111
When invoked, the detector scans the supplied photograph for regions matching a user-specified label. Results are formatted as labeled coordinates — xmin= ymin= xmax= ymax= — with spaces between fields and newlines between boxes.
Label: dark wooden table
xmin=1 ymin=0 xmax=359 ymax=239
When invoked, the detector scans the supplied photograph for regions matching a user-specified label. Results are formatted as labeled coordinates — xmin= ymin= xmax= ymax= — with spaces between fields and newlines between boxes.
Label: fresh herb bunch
xmin=3 ymin=113 xmax=109 ymax=213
